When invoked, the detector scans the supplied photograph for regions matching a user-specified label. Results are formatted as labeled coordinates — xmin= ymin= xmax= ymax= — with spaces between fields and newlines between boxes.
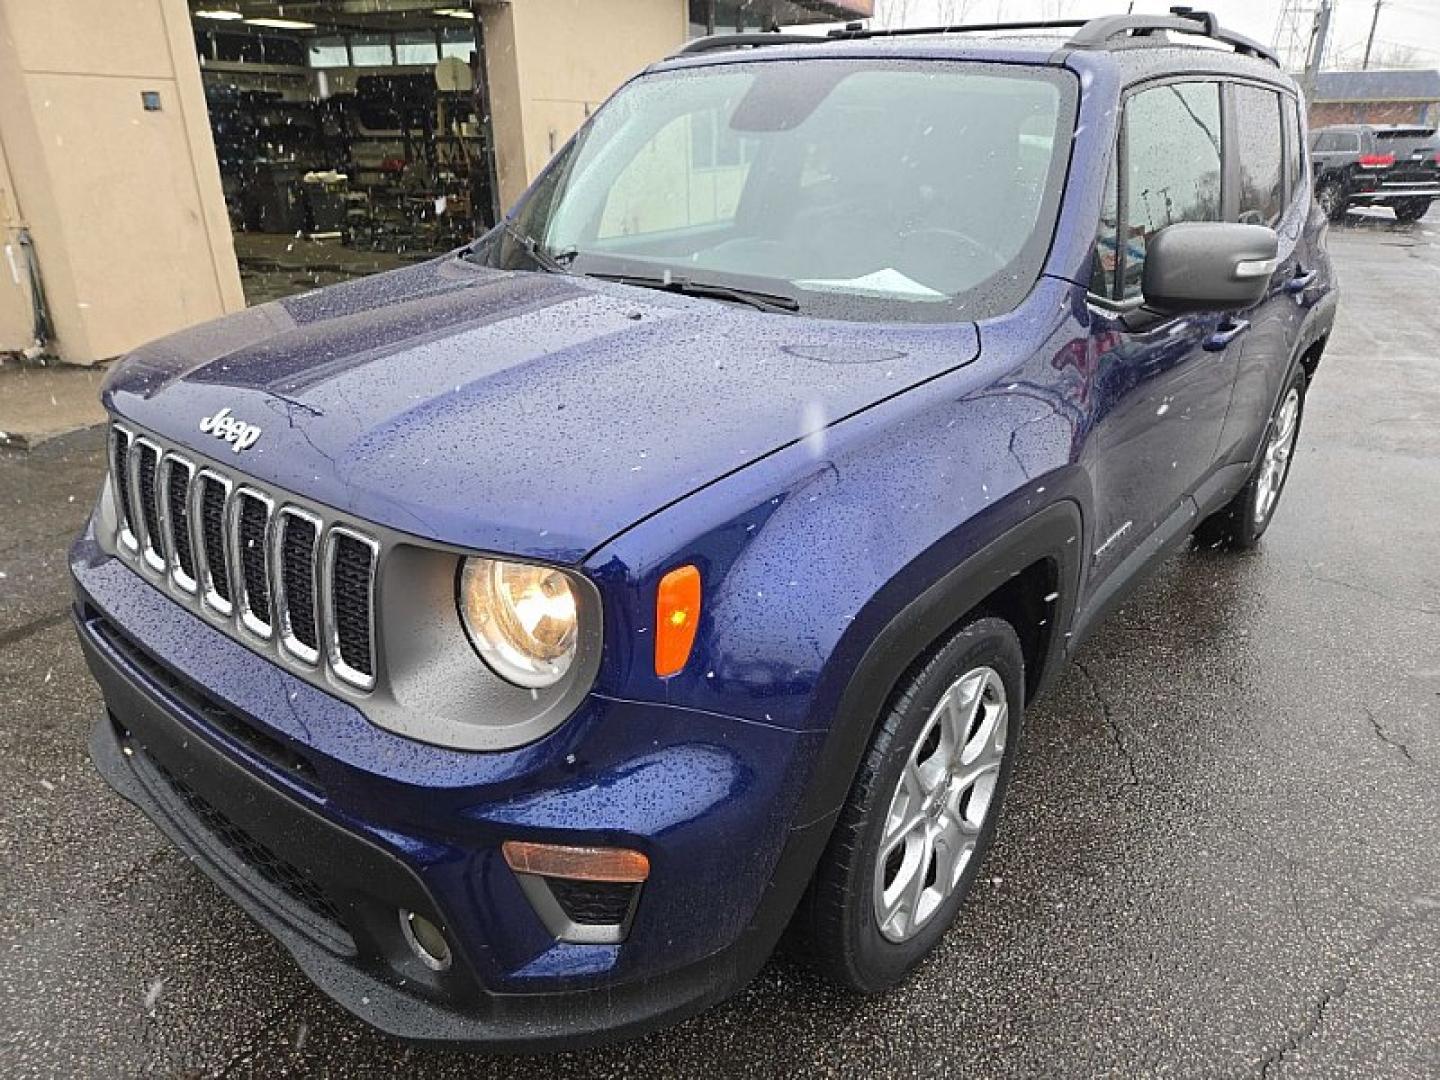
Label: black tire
xmin=1316 ymin=181 xmax=1348 ymax=222
xmin=790 ymin=616 xmax=1024 ymax=992
xmin=1394 ymin=198 xmax=1432 ymax=223
xmin=1194 ymin=366 xmax=1307 ymax=551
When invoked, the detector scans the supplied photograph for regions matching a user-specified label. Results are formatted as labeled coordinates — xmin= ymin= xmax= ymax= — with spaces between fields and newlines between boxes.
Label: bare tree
xmin=877 ymin=0 xmax=910 ymax=30
xmin=936 ymin=0 xmax=982 ymax=23
xmin=1331 ymin=42 xmax=1425 ymax=69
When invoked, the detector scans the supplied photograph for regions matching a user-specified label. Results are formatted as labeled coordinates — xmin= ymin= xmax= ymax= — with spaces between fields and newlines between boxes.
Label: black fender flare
xmin=735 ymin=500 xmax=1085 ymax=962
xmin=796 ymin=498 xmax=1083 ymax=828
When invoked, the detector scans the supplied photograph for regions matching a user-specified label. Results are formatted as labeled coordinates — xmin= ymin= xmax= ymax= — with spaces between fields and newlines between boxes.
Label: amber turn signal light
xmin=502 ymin=841 xmax=651 ymax=882
xmin=654 ymin=564 xmax=701 ymax=677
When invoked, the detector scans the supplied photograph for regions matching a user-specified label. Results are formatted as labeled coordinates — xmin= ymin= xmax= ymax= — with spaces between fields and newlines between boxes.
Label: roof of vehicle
xmin=1312 ymin=69 xmax=1440 ymax=104
xmin=654 ymin=10 xmax=1296 ymax=91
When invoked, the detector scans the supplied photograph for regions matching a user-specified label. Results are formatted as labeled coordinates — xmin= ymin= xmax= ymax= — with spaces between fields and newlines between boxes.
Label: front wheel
xmin=1194 ymin=366 xmax=1307 ymax=551
xmin=791 ymin=616 xmax=1024 ymax=992
xmin=1394 ymin=198 xmax=1432 ymax=223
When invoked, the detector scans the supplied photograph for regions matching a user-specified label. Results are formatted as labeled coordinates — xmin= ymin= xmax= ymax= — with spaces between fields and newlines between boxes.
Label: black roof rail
xmin=669 ymin=8 xmax=1278 ymax=67
xmin=824 ymin=19 xmax=1088 ymax=39
xmin=670 ymin=21 xmax=1088 ymax=58
xmin=1067 ymin=8 xmax=1280 ymax=65
xmin=674 ymin=32 xmax=827 ymax=56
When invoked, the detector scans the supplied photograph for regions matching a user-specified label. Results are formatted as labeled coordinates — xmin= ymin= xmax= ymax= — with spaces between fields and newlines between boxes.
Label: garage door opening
xmin=190 ymin=1 xmax=500 ymax=304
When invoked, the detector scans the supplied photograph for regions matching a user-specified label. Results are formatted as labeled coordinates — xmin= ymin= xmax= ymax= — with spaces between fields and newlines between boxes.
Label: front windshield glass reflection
xmin=474 ymin=59 xmax=1075 ymax=323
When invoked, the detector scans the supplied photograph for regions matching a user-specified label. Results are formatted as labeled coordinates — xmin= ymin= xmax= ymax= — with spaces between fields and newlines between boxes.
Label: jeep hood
xmin=104 ymin=257 xmax=979 ymax=563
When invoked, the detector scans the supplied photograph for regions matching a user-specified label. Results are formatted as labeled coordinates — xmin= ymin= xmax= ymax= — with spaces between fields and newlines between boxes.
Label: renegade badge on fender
xmin=74 ymin=10 xmax=1336 ymax=1050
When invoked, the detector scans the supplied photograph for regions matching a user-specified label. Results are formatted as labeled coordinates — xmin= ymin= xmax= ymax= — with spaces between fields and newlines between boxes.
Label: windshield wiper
xmin=585 ymin=272 xmax=800 ymax=315
xmin=501 ymin=222 xmax=576 ymax=274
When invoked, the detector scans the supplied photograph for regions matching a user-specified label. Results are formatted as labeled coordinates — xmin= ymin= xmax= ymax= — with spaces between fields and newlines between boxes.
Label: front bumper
xmin=73 ymin=534 xmax=831 ymax=1050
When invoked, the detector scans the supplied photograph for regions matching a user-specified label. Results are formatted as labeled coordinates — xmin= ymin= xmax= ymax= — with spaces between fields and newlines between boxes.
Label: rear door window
xmin=1233 ymin=84 xmax=1285 ymax=225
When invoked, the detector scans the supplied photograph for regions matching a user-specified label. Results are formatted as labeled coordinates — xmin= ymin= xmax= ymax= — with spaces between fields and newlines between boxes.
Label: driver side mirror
xmin=1141 ymin=222 xmax=1279 ymax=313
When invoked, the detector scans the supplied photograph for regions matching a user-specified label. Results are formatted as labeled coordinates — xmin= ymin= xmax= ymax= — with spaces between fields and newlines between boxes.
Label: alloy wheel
xmin=873 ymin=666 xmax=1008 ymax=943
xmin=1254 ymin=387 xmax=1300 ymax=525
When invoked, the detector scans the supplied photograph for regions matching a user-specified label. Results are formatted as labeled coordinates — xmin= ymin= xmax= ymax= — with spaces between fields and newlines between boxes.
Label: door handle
xmin=1283 ymin=267 xmax=1317 ymax=293
xmin=1203 ymin=318 xmax=1251 ymax=351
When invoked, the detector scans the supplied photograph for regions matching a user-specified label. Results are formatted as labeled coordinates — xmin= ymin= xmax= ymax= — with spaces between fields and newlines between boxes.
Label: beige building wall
xmin=0 ymin=0 xmax=243 ymax=365
xmin=0 ymin=135 xmax=34 ymax=353
xmin=483 ymin=0 xmax=689 ymax=213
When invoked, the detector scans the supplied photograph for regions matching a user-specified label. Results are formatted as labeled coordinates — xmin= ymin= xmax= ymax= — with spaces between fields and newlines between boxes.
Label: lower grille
xmin=147 ymin=751 xmax=345 ymax=929
xmin=89 ymin=606 xmax=318 ymax=788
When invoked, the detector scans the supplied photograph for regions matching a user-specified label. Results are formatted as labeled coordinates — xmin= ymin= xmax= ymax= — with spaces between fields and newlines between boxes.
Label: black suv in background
xmin=1310 ymin=124 xmax=1440 ymax=222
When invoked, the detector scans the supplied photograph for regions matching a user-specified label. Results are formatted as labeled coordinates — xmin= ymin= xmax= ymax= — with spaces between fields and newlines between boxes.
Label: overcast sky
xmin=841 ymin=0 xmax=1440 ymax=70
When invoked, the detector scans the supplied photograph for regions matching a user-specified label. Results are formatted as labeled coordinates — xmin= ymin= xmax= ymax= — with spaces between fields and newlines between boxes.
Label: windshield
xmin=471 ymin=59 xmax=1075 ymax=323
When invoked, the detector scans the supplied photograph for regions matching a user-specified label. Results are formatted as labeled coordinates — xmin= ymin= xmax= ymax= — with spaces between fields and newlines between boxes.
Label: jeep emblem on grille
xmin=199 ymin=407 xmax=262 ymax=453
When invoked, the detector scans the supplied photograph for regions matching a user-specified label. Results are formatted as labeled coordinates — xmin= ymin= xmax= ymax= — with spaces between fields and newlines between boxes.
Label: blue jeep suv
xmin=73 ymin=10 xmax=1337 ymax=1050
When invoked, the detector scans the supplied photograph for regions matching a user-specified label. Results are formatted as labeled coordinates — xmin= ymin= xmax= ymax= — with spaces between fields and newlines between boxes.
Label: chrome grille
xmin=108 ymin=423 xmax=380 ymax=692
xmin=109 ymin=427 xmax=138 ymax=552
xmin=196 ymin=471 xmax=234 ymax=613
xmin=232 ymin=488 xmax=274 ymax=638
xmin=132 ymin=439 xmax=165 ymax=571
xmin=324 ymin=529 xmax=378 ymax=690
xmin=274 ymin=508 xmax=321 ymax=664
xmin=160 ymin=455 xmax=197 ymax=591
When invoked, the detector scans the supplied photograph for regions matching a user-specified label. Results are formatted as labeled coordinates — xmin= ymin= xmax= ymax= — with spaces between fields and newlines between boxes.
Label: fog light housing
xmin=399 ymin=909 xmax=452 ymax=971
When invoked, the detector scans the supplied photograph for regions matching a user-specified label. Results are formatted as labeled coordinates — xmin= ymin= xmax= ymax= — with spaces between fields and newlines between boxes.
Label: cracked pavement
xmin=3 ymin=207 xmax=1440 ymax=1076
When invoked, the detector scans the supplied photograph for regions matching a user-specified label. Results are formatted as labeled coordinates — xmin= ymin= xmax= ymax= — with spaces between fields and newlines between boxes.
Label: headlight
xmin=458 ymin=557 xmax=580 ymax=688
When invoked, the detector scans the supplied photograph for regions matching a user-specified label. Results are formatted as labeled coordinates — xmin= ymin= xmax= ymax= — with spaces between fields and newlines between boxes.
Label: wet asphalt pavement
xmin=3 ymin=208 xmax=1439 ymax=1078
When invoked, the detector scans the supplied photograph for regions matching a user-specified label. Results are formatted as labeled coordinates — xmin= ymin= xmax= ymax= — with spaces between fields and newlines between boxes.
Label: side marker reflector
xmin=654 ymin=564 xmax=701 ymax=677
xmin=502 ymin=841 xmax=650 ymax=882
